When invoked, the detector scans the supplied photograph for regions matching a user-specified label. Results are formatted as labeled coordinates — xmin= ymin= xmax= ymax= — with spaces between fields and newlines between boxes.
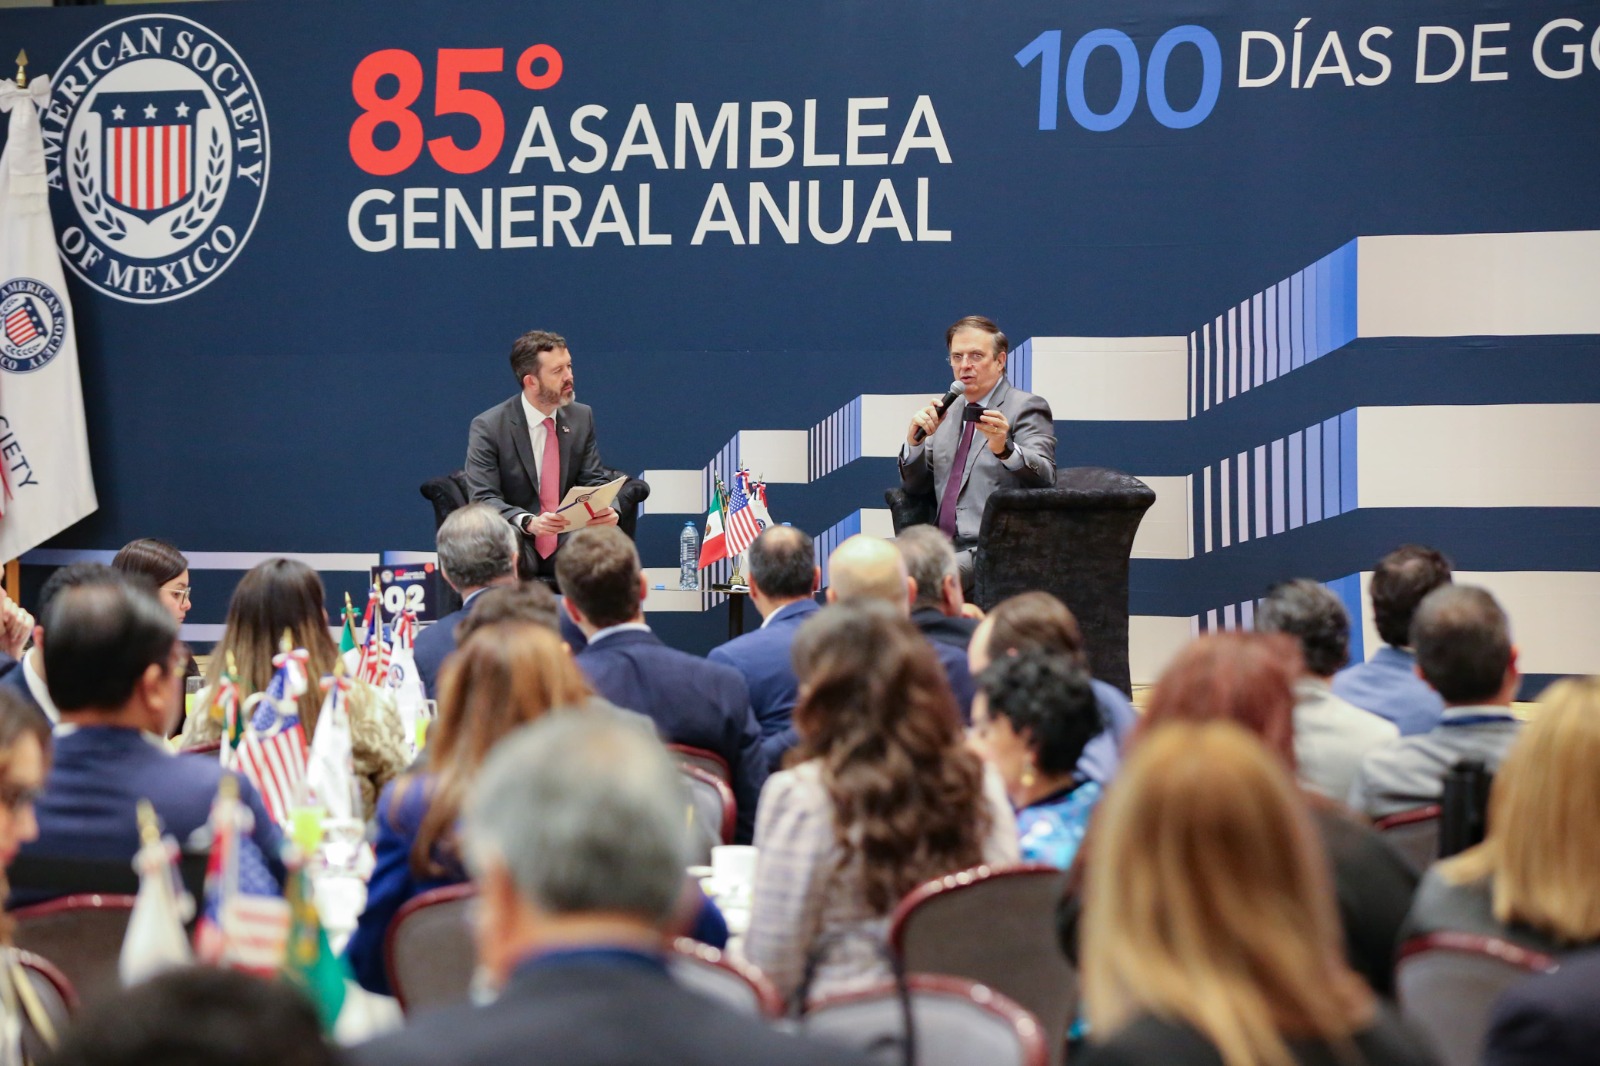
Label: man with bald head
xmin=825 ymin=534 xmax=976 ymax=718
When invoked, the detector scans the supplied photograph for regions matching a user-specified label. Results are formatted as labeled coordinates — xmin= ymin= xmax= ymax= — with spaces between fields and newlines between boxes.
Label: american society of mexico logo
xmin=42 ymin=15 xmax=269 ymax=304
xmin=0 ymin=280 xmax=68 ymax=373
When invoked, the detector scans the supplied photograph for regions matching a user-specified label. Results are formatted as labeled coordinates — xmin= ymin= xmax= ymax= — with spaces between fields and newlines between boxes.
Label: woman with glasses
xmin=112 ymin=539 xmax=200 ymax=734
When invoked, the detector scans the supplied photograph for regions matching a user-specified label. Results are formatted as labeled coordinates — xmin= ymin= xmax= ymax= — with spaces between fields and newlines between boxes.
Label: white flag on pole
xmin=0 ymin=76 xmax=96 ymax=559
xmin=119 ymin=820 xmax=193 ymax=987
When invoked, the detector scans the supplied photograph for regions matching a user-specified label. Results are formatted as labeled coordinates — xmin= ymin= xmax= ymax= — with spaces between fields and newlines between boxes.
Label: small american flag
xmin=724 ymin=470 xmax=764 ymax=557
xmin=193 ymin=778 xmax=289 ymax=973
xmin=234 ymin=649 xmax=310 ymax=827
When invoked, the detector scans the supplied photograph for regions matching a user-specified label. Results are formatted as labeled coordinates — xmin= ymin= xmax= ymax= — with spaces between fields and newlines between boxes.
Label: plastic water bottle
xmin=679 ymin=522 xmax=700 ymax=590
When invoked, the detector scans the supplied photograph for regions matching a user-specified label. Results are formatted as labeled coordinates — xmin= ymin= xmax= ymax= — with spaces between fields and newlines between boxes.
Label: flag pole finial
xmin=279 ymin=628 xmax=294 ymax=654
xmin=136 ymin=799 xmax=161 ymax=847
xmin=14 ymin=51 xmax=26 ymax=89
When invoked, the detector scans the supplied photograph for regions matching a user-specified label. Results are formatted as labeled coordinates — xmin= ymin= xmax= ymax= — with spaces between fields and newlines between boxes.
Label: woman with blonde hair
xmin=180 ymin=559 xmax=408 ymax=817
xmin=1079 ymin=721 xmax=1433 ymax=1066
xmin=1404 ymin=675 xmax=1600 ymax=954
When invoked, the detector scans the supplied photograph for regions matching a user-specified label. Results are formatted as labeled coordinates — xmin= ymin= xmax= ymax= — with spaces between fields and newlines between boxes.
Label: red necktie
xmin=536 ymin=417 xmax=560 ymax=558
xmin=937 ymin=420 xmax=977 ymax=537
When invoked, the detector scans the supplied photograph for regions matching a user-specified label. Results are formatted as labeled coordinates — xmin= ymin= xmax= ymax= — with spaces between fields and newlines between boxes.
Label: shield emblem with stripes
xmin=2 ymin=300 xmax=46 ymax=350
xmin=89 ymin=91 xmax=211 ymax=220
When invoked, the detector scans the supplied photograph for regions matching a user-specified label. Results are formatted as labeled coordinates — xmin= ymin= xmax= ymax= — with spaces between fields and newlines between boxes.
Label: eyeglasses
xmin=948 ymin=351 xmax=994 ymax=368
xmin=161 ymin=584 xmax=192 ymax=606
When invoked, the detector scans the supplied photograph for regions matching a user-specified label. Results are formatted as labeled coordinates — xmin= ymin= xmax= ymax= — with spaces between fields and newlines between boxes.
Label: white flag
xmin=304 ymin=677 xmax=357 ymax=822
xmin=386 ymin=614 xmax=425 ymax=756
xmin=0 ymin=77 xmax=95 ymax=559
xmin=119 ymin=833 xmax=193 ymax=987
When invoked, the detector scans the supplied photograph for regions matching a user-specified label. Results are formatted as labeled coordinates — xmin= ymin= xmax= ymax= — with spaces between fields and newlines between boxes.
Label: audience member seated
xmin=707 ymin=525 xmax=821 ymax=770
xmin=744 ymin=602 xmax=1018 ymax=1007
xmin=18 ymin=577 xmax=284 ymax=902
xmin=1334 ymin=544 xmax=1451 ymax=736
xmin=824 ymin=533 xmax=975 ymax=719
xmin=453 ymin=581 xmax=560 ymax=641
xmin=970 ymin=650 xmax=1103 ymax=869
xmin=0 ymin=562 xmax=121 ymax=728
xmin=0 ymin=689 xmax=52 ymax=1046
xmin=111 ymin=539 xmax=201 ymax=710
xmin=1076 ymin=721 xmax=1434 ymax=1066
xmin=352 ymin=713 xmax=869 ymax=1066
xmin=969 ymin=591 xmax=1135 ymax=785
xmin=1062 ymin=632 xmax=1417 ymax=997
xmin=897 ymin=525 xmax=981 ymax=712
xmin=47 ymin=965 xmax=340 ymax=1066
xmin=1256 ymin=579 xmax=1399 ymax=802
xmin=1348 ymin=585 xmax=1522 ymax=819
xmin=414 ymin=503 xmax=520 ymax=699
xmin=1401 ymin=676 xmax=1600 ymax=958
xmin=557 ymin=527 xmax=767 ymax=843
xmin=181 ymin=558 xmax=409 ymax=820
xmin=1483 ymin=945 xmax=1600 ymax=1066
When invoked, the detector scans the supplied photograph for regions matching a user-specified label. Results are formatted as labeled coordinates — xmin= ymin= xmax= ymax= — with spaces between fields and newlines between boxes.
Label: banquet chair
xmin=668 ymin=938 xmax=783 ymax=1017
xmin=889 ymin=864 xmax=1072 ymax=1066
xmin=1374 ymin=805 xmax=1443 ymax=875
xmin=886 ymin=466 xmax=1154 ymax=694
xmin=11 ymin=895 xmax=135 ymax=1010
xmin=1396 ymin=932 xmax=1557 ymax=1066
xmin=800 ymin=974 xmax=1047 ymax=1066
xmin=16 ymin=950 xmax=76 ymax=1061
xmin=681 ymin=765 xmax=736 ymax=866
xmin=385 ymin=883 xmax=478 ymax=1015
xmin=667 ymin=744 xmax=732 ymax=784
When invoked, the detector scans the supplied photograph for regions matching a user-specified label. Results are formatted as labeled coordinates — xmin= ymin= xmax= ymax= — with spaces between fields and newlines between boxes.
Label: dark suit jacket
xmin=577 ymin=629 xmax=767 ymax=843
xmin=910 ymin=607 xmax=978 ymax=720
xmin=0 ymin=661 xmax=46 ymax=728
xmin=707 ymin=598 xmax=819 ymax=770
xmin=1485 ymin=947 xmax=1600 ymax=1066
xmin=414 ymin=603 xmax=469 ymax=701
xmin=352 ymin=952 xmax=872 ymax=1066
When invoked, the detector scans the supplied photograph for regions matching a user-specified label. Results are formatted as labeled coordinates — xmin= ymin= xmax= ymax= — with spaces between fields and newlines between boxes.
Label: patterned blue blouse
xmin=1016 ymin=780 xmax=1102 ymax=869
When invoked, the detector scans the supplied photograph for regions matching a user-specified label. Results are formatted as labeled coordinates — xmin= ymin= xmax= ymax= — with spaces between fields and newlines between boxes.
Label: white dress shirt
xmin=23 ymin=651 xmax=59 ymax=726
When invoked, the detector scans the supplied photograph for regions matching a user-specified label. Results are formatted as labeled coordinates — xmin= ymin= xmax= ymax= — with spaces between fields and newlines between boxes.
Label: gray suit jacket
xmin=464 ymin=395 xmax=611 ymax=525
xmin=898 ymin=377 xmax=1055 ymax=545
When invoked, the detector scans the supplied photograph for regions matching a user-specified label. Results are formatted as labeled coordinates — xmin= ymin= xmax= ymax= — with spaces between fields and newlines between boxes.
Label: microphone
xmin=912 ymin=382 xmax=964 ymax=444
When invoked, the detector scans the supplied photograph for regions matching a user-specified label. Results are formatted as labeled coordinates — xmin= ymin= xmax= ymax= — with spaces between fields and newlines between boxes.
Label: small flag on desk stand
xmin=358 ymin=579 xmax=392 ymax=686
xmin=697 ymin=476 xmax=729 ymax=570
xmin=193 ymin=776 xmax=290 ymax=974
xmin=386 ymin=608 xmax=425 ymax=756
xmin=282 ymin=848 xmax=346 ymax=1031
xmin=234 ymin=637 xmax=311 ymax=828
xmin=337 ymin=593 xmax=360 ymax=672
xmin=303 ymin=662 xmax=357 ymax=823
xmin=724 ymin=469 xmax=764 ymax=558
xmin=215 ymin=651 xmax=244 ymax=771
xmin=119 ymin=800 xmax=193 ymax=986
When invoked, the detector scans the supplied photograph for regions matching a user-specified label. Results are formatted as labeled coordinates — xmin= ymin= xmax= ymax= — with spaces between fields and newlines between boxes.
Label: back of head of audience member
xmin=44 ymin=578 xmax=180 ymax=733
xmin=974 ymin=650 xmax=1102 ymax=805
xmin=1256 ymin=579 xmax=1350 ymax=679
xmin=110 ymin=538 xmax=190 ymax=624
xmin=1083 ymin=722 xmax=1372 ymax=1064
xmin=1371 ymin=544 xmax=1453 ymax=649
xmin=1411 ymin=585 xmax=1516 ymax=706
xmin=436 ymin=502 xmax=518 ymax=595
xmin=1439 ymin=675 xmax=1600 ymax=946
xmin=409 ymin=623 xmax=594 ymax=879
xmin=205 ymin=558 xmax=338 ymax=731
xmin=1137 ymin=631 xmax=1302 ymax=768
xmin=789 ymin=601 xmax=988 ymax=912
xmin=464 ymin=712 xmax=688 ymax=987
xmin=46 ymin=965 xmax=338 ymax=1066
xmin=824 ymin=534 xmax=911 ymax=613
xmin=971 ymin=591 xmax=1087 ymax=675
xmin=0 ymin=689 xmax=49 ymax=941
xmin=455 ymin=581 xmax=560 ymax=644
xmin=33 ymin=563 xmax=135 ymax=678
xmin=746 ymin=525 xmax=818 ymax=611
xmin=555 ymin=526 xmax=643 ymax=633
xmin=897 ymin=525 xmax=963 ymax=616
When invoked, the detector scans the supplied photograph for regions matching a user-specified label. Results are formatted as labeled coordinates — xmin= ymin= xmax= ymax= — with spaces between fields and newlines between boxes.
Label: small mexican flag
xmin=698 ymin=481 xmax=728 ymax=569
xmin=282 ymin=861 xmax=347 ymax=1031
xmin=338 ymin=594 xmax=360 ymax=671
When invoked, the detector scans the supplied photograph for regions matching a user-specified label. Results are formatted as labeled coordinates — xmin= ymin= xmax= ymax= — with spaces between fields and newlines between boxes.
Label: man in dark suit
xmin=16 ymin=576 xmax=284 ymax=903
xmin=414 ymin=503 xmax=520 ymax=698
xmin=900 ymin=315 xmax=1056 ymax=590
xmin=0 ymin=561 xmax=128 ymax=728
xmin=707 ymin=525 xmax=820 ymax=770
xmin=352 ymin=713 xmax=867 ymax=1066
xmin=464 ymin=330 xmax=625 ymax=583
xmin=1484 ymin=947 xmax=1600 ymax=1065
xmin=897 ymin=525 xmax=980 ymax=716
xmin=557 ymin=527 xmax=767 ymax=844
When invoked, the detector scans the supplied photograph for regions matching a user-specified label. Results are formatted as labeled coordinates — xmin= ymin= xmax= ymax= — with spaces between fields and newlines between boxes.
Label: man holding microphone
xmin=900 ymin=315 xmax=1057 ymax=590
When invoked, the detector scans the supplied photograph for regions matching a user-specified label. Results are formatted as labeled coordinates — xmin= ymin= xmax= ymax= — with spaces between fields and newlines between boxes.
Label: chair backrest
xmin=889 ymin=864 xmax=1072 ymax=1066
xmin=11 ymin=895 xmax=136 ymax=1010
xmin=668 ymin=938 xmax=783 ymax=1017
xmin=681 ymin=766 xmax=736 ymax=866
xmin=1374 ymin=805 xmax=1443 ymax=875
xmin=385 ymin=883 xmax=478 ymax=1014
xmin=667 ymin=744 xmax=732 ymax=784
xmin=16 ymin=949 xmax=76 ymax=1061
xmin=1396 ymin=932 xmax=1557 ymax=1066
xmin=802 ymin=974 xmax=1048 ymax=1066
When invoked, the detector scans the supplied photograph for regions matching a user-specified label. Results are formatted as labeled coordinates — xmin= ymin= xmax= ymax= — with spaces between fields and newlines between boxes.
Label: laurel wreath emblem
xmin=70 ymin=135 xmax=128 ymax=242
xmin=170 ymin=127 xmax=227 ymax=241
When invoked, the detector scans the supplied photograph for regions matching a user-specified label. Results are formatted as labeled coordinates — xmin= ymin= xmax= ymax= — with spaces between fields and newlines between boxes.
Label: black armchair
xmin=886 ymin=467 xmax=1155 ymax=694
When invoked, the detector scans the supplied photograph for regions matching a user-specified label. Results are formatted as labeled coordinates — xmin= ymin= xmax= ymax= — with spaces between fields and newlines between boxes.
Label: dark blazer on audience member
xmin=413 ymin=600 xmax=471 ymax=700
xmin=16 ymin=726 xmax=285 ymax=903
xmin=0 ymin=663 xmax=46 ymax=726
xmin=1076 ymin=1009 xmax=1435 ymax=1066
xmin=707 ymin=598 xmax=819 ymax=771
xmin=910 ymin=607 xmax=979 ymax=720
xmin=352 ymin=951 xmax=873 ymax=1066
xmin=577 ymin=628 xmax=768 ymax=843
xmin=1483 ymin=947 xmax=1600 ymax=1066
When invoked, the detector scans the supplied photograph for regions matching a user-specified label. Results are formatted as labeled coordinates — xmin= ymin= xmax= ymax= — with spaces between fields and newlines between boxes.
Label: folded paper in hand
xmin=556 ymin=476 xmax=627 ymax=531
